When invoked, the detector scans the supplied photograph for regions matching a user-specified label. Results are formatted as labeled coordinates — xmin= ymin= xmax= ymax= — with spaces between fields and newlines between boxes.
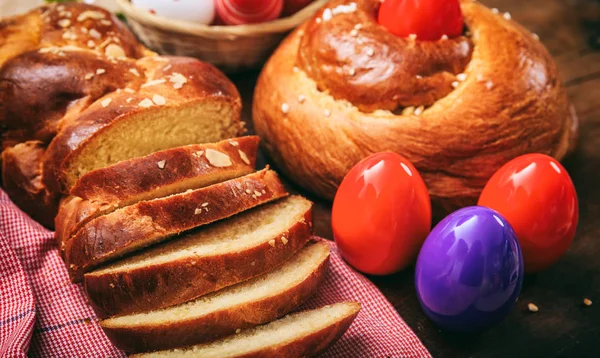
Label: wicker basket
xmin=116 ymin=0 xmax=328 ymax=72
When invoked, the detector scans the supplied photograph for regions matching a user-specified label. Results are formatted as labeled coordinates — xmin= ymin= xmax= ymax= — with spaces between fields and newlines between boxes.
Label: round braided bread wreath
xmin=253 ymin=0 xmax=578 ymax=213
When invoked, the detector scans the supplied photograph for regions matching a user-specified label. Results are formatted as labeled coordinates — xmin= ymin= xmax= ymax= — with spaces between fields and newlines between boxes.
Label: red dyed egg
xmin=215 ymin=0 xmax=284 ymax=25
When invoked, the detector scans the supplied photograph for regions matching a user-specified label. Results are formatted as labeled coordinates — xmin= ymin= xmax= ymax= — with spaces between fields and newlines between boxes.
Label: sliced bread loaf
xmin=84 ymin=195 xmax=312 ymax=318
xmin=130 ymin=302 xmax=361 ymax=358
xmin=101 ymin=240 xmax=329 ymax=353
xmin=65 ymin=169 xmax=287 ymax=281
xmin=42 ymin=56 xmax=244 ymax=195
xmin=55 ymin=136 xmax=259 ymax=247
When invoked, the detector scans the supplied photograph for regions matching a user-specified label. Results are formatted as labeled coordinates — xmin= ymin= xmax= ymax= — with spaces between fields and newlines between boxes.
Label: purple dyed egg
xmin=415 ymin=206 xmax=524 ymax=332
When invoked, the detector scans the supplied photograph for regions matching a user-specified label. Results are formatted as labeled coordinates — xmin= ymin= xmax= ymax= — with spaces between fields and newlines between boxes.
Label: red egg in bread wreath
xmin=215 ymin=0 xmax=284 ymax=25
xmin=379 ymin=0 xmax=464 ymax=40
xmin=332 ymin=152 xmax=432 ymax=275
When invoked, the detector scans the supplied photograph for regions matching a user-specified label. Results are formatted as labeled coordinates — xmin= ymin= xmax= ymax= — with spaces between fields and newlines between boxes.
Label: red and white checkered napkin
xmin=0 ymin=189 xmax=431 ymax=358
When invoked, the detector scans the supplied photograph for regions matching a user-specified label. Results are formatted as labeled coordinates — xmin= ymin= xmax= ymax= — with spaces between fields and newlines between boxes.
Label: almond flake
xmin=96 ymin=68 xmax=106 ymax=75
xmin=101 ymin=98 xmax=112 ymax=107
xmin=350 ymin=29 xmax=358 ymax=37
xmin=451 ymin=81 xmax=459 ymax=88
xmin=235 ymin=329 xmax=241 ymax=334
xmin=238 ymin=150 xmax=250 ymax=165
xmin=89 ymin=28 xmax=101 ymax=39
xmin=87 ymin=40 xmax=96 ymax=48
xmin=77 ymin=10 xmax=106 ymax=22
xmin=58 ymin=19 xmax=71 ymax=28
xmin=229 ymin=140 xmax=239 ymax=147
xmin=141 ymin=79 xmax=166 ymax=88
xmin=157 ymin=160 xmax=166 ymax=169
xmin=408 ymin=33 xmax=417 ymax=40
xmin=100 ymin=19 xmax=112 ymax=26
xmin=366 ymin=47 xmax=375 ymax=57
xmin=62 ymin=31 xmax=77 ymax=40
xmin=129 ymin=68 xmax=140 ymax=77
xmin=205 ymin=149 xmax=232 ymax=167
xmin=254 ymin=190 xmax=262 ymax=197
xmin=456 ymin=73 xmax=467 ymax=81
xmin=281 ymin=236 xmax=288 ymax=245
xmin=105 ymin=44 xmax=125 ymax=58
xmin=124 ymin=88 xmax=135 ymax=93
xmin=485 ymin=80 xmax=494 ymax=89
xmin=297 ymin=95 xmax=306 ymax=103
xmin=152 ymin=94 xmax=166 ymax=105
xmin=503 ymin=12 xmax=511 ymax=20
xmin=169 ymin=72 xmax=187 ymax=89
xmin=109 ymin=283 xmax=115 ymax=288
xmin=245 ymin=189 xmax=252 ymax=194
xmin=126 ymin=98 xmax=133 ymax=103
xmin=281 ymin=103 xmax=290 ymax=114
xmin=268 ymin=239 xmax=276 ymax=248
xmin=192 ymin=150 xmax=204 ymax=158
xmin=194 ymin=208 xmax=203 ymax=215
xmin=491 ymin=8 xmax=499 ymax=14
xmin=163 ymin=64 xmax=172 ymax=71
xmin=139 ymin=98 xmax=154 ymax=108
xmin=84 ymin=73 xmax=94 ymax=80
xmin=441 ymin=34 xmax=449 ymax=40
xmin=414 ymin=106 xmax=424 ymax=116
xmin=532 ymin=33 xmax=539 ymax=41
xmin=528 ymin=303 xmax=539 ymax=312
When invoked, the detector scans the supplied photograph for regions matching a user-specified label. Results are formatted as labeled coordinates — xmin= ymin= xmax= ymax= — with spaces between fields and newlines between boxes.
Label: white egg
xmin=132 ymin=0 xmax=215 ymax=24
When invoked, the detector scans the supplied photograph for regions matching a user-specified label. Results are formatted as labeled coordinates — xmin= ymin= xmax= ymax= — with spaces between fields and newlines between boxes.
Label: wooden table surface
xmin=228 ymin=0 xmax=600 ymax=356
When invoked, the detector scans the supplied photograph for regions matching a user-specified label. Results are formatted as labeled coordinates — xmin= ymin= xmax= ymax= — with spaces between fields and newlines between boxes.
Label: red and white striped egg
xmin=215 ymin=0 xmax=284 ymax=25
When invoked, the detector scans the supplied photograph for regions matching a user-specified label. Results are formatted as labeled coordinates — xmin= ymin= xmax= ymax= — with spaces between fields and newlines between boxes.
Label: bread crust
xmin=42 ymin=56 xmax=243 ymax=195
xmin=71 ymin=136 xmax=259 ymax=202
xmin=100 ymin=240 xmax=328 ymax=353
xmin=55 ymin=137 xmax=259 ymax=247
xmin=84 ymin=197 xmax=311 ymax=318
xmin=1 ymin=141 xmax=58 ymax=228
xmin=253 ymin=0 xmax=578 ymax=212
xmin=65 ymin=169 xmax=287 ymax=281
xmin=129 ymin=302 xmax=361 ymax=358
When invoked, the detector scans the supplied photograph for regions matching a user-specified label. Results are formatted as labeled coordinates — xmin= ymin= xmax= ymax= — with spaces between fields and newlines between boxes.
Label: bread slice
xmin=55 ymin=136 xmax=259 ymax=247
xmin=65 ymin=169 xmax=287 ymax=281
xmin=84 ymin=195 xmax=312 ymax=318
xmin=42 ymin=56 xmax=244 ymax=195
xmin=130 ymin=302 xmax=361 ymax=358
xmin=1 ymin=141 xmax=58 ymax=228
xmin=101 ymin=240 xmax=329 ymax=353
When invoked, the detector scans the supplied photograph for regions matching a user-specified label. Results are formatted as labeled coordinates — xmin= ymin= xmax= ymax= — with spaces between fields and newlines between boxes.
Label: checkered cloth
xmin=0 ymin=189 xmax=430 ymax=357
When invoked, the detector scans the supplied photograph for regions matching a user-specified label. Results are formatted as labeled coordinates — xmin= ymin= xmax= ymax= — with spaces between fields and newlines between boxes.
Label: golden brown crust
xmin=253 ymin=0 xmax=578 ymax=212
xmin=71 ymin=136 xmax=259 ymax=202
xmin=54 ymin=137 xmax=260 ymax=248
xmin=42 ymin=55 xmax=243 ymax=195
xmin=235 ymin=302 xmax=360 ymax=358
xmin=100 ymin=240 xmax=327 ymax=352
xmin=298 ymin=0 xmax=472 ymax=112
xmin=84 ymin=198 xmax=311 ymax=318
xmin=0 ymin=2 xmax=148 ymax=148
xmin=1 ymin=141 xmax=58 ymax=228
xmin=65 ymin=169 xmax=287 ymax=281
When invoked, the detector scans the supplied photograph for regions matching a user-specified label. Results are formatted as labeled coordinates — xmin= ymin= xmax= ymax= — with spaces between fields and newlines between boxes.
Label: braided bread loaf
xmin=253 ymin=0 xmax=578 ymax=212
xmin=0 ymin=3 xmax=243 ymax=227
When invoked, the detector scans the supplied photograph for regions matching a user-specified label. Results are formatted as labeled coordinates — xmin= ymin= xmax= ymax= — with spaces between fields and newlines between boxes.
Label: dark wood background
xmin=228 ymin=0 xmax=600 ymax=356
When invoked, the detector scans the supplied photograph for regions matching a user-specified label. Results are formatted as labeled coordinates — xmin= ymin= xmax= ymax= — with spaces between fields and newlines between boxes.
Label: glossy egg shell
xmin=132 ymin=0 xmax=215 ymax=24
xmin=478 ymin=153 xmax=579 ymax=273
xmin=415 ymin=206 xmax=524 ymax=332
xmin=332 ymin=152 xmax=431 ymax=275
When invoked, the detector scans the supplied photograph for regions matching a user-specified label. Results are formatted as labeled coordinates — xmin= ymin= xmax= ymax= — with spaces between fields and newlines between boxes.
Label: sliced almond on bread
xmin=101 ymin=240 xmax=329 ymax=353
xmin=55 ymin=136 xmax=259 ymax=247
xmin=130 ymin=302 xmax=361 ymax=358
xmin=65 ymin=169 xmax=287 ymax=281
xmin=84 ymin=195 xmax=312 ymax=318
